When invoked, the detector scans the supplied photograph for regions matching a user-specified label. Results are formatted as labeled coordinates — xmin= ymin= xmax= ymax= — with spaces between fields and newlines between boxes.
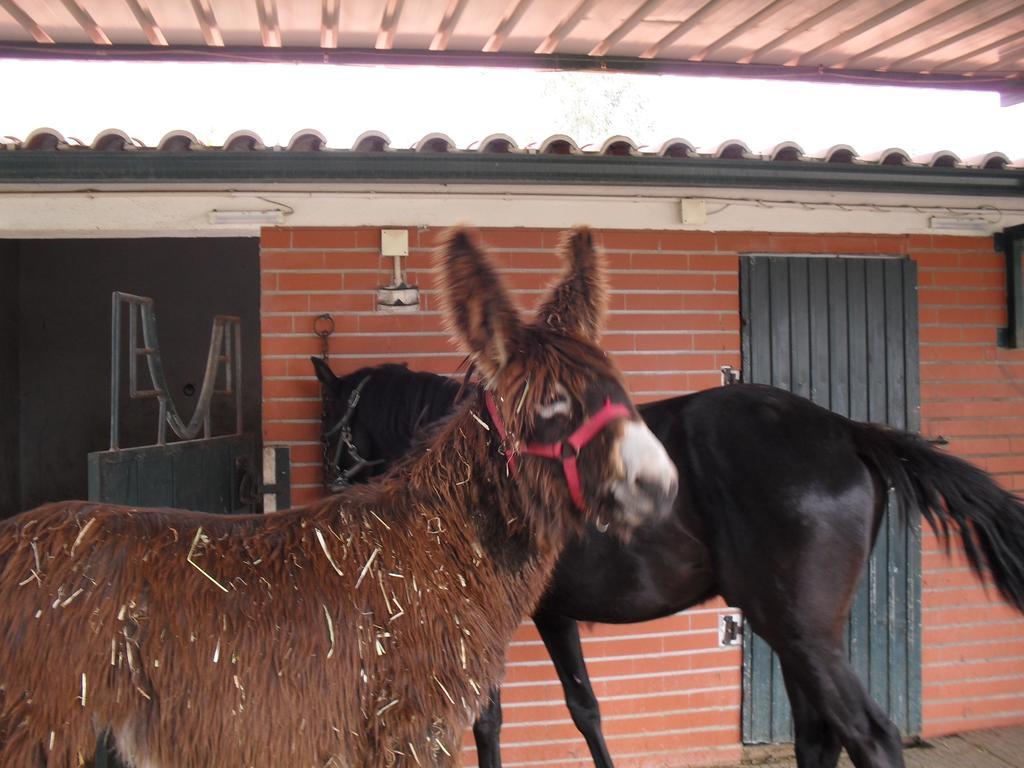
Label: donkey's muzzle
xmin=613 ymin=420 xmax=678 ymax=530
xmin=613 ymin=472 xmax=678 ymax=531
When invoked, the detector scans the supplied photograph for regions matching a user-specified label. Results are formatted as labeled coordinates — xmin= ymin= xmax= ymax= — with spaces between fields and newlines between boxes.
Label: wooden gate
xmin=88 ymin=433 xmax=257 ymax=513
xmin=86 ymin=291 xmax=261 ymax=514
xmin=739 ymin=254 xmax=922 ymax=742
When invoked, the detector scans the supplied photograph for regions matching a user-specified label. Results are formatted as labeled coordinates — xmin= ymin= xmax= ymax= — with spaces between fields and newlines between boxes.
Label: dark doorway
xmin=740 ymin=254 xmax=922 ymax=742
xmin=0 ymin=237 xmax=260 ymax=518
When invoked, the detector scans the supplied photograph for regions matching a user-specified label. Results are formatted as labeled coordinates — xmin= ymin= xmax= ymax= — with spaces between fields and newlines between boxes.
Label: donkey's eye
xmin=536 ymin=394 xmax=572 ymax=420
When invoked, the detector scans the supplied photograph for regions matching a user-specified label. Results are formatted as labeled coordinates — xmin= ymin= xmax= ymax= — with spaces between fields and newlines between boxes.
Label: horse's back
xmin=656 ymin=384 xmax=880 ymax=614
xmin=647 ymin=384 xmax=866 ymax=480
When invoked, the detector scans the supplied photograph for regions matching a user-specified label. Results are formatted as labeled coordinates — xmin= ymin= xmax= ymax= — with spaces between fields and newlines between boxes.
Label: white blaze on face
xmin=614 ymin=420 xmax=678 ymax=526
xmin=535 ymin=383 xmax=573 ymax=421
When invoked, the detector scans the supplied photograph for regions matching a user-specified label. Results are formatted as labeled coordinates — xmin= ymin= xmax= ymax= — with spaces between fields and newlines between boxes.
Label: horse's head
xmin=437 ymin=226 xmax=678 ymax=540
xmin=312 ymin=360 xmax=405 ymax=488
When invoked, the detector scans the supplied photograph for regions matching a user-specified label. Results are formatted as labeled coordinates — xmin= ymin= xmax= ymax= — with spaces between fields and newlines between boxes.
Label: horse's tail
xmin=852 ymin=422 xmax=1024 ymax=613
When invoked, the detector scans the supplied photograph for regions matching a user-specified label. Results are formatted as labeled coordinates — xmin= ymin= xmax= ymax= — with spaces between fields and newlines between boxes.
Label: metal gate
xmin=87 ymin=292 xmax=259 ymax=514
xmin=739 ymin=255 xmax=922 ymax=742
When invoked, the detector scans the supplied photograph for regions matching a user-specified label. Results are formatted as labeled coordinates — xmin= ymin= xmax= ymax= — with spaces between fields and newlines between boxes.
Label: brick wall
xmin=260 ymin=226 xmax=1024 ymax=765
xmin=914 ymin=235 xmax=1024 ymax=738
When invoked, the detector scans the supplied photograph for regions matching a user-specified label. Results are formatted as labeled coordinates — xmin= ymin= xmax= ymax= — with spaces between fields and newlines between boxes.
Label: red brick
xmin=289 ymin=464 xmax=322 ymax=486
xmin=287 ymin=444 xmax=322 ymax=464
xmin=261 ymin=294 xmax=309 ymax=313
xmin=261 ymin=250 xmax=324 ymax=269
xmin=260 ymin=227 xmax=290 ymax=248
xmin=768 ymin=233 xmax=828 ymax=253
xmin=276 ymin=272 xmax=345 ymax=291
xmin=691 ymin=332 xmax=740 ymax=351
xmin=262 ymin=400 xmax=319 ymax=421
xmin=474 ymin=228 xmax=550 ymax=249
xmin=306 ymin=294 xmax=376 ymax=313
xmin=690 ymin=253 xmax=739 ymax=271
xmin=914 ymin=251 xmax=962 ymax=268
xmin=263 ymin=421 xmax=320 ymax=442
xmin=715 ymin=232 xmax=771 ymax=252
xmin=873 ymin=234 xmax=911 ymax=254
xmin=610 ymin=272 xmax=716 ymax=292
xmin=260 ymin=358 xmax=289 ymax=377
xmin=960 ymin=251 xmax=1004 ymax=270
xmin=631 ymin=332 xmax=693 ymax=351
xmin=322 ymin=250 xmax=382 ymax=270
xmin=289 ymin=487 xmax=321 ymax=506
xmin=820 ymin=234 xmax=879 ymax=253
xmin=716 ymin=273 xmax=740 ymax=292
xmin=620 ymin=252 xmax=677 ymax=270
xmin=657 ymin=231 xmax=717 ymax=251
xmin=262 ymin=379 xmax=319 ymax=399
xmin=291 ymin=228 xmax=365 ymax=249
xmin=505 ymin=250 xmax=563 ymax=270
xmin=928 ymin=234 xmax=992 ymax=250
xmin=357 ymin=314 xmax=439 ymax=334
xmin=262 ymin=336 xmax=325 ymax=356
xmin=595 ymin=229 xmax=663 ymax=251
xmin=928 ymin=269 xmax=1004 ymax=288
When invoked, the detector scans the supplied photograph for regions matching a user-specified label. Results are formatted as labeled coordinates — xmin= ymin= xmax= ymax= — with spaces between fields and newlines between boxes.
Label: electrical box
xmin=680 ymin=198 xmax=707 ymax=226
xmin=381 ymin=229 xmax=409 ymax=257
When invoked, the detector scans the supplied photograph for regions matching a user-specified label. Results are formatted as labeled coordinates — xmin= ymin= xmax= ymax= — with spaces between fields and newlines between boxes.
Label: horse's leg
xmin=534 ymin=610 xmax=615 ymax=768
xmin=739 ymin=519 xmax=904 ymax=768
xmin=778 ymin=655 xmax=842 ymax=768
xmin=772 ymin=639 xmax=903 ymax=768
xmin=472 ymin=687 xmax=504 ymax=768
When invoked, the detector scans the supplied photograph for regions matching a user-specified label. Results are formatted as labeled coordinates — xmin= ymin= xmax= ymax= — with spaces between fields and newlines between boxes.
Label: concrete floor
xmin=735 ymin=725 xmax=1024 ymax=767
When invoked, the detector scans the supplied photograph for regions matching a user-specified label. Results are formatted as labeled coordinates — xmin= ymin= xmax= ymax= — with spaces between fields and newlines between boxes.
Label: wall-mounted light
xmin=377 ymin=229 xmax=420 ymax=313
xmin=208 ymin=209 xmax=285 ymax=226
xmin=928 ymin=215 xmax=990 ymax=231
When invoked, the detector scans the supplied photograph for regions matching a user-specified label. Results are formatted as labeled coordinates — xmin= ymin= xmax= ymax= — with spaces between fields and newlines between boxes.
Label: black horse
xmin=312 ymin=358 xmax=1024 ymax=768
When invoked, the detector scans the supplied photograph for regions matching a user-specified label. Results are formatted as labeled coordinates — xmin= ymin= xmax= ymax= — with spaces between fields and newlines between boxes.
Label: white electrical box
xmin=381 ymin=229 xmax=409 ymax=256
xmin=680 ymin=199 xmax=707 ymax=226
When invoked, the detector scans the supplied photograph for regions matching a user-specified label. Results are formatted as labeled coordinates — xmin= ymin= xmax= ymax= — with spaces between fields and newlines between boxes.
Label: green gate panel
xmin=740 ymin=255 xmax=922 ymax=744
xmin=87 ymin=434 xmax=257 ymax=514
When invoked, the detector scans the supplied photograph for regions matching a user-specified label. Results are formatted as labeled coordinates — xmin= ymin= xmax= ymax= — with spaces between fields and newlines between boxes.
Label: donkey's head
xmin=437 ymin=227 xmax=677 ymax=539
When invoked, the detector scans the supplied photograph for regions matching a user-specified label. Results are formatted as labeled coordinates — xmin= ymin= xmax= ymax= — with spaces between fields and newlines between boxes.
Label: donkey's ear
xmin=435 ymin=228 xmax=523 ymax=379
xmin=311 ymin=356 xmax=336 ymax=385
xmin=535 ymin=227 xmax=607 ymax=341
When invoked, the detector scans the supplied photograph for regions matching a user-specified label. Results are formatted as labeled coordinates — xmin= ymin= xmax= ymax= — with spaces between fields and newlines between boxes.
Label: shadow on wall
xmin=0 ymin=238 xmax=261 ymax=517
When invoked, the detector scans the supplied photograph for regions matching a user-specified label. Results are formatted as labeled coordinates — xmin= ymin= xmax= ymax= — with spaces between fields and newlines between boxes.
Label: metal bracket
xmin=719 ymin=612 xmax=743 ymax=647
xmin=261 ymin=445 xmax=291 ymax=513
xmin=720 ymin=365 xmax=741 ymax=386
xmin=109 ymin=291 xmax=243 ymax=449
xmin=995 ymin=225 xmax=1024 ymax=349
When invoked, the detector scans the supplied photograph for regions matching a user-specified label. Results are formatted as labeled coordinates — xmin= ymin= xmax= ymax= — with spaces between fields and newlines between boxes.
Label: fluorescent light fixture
xmin=208 ymin=209 xmax=285 ymax=225
xmin=928 ymin=215 xmax=990 ymax=231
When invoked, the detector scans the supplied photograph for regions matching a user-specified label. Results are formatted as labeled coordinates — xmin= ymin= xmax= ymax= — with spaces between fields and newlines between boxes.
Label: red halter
xmin=484 ymin=389 xmax=631 ymax=512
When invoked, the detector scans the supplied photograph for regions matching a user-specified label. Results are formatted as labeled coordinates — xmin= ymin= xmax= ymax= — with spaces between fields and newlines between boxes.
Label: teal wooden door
xmin=740 ymin=255 xmax=922 ymax=743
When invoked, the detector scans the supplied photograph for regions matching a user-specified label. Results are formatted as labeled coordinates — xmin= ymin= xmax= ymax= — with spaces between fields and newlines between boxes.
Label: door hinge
xmin=719 ymin=612 xmax=743 ymax=647
xmin=720 ymin=365 xmax=741 ymax=386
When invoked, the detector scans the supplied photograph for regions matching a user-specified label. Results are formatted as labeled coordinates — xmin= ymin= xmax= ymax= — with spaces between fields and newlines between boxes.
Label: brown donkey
xmin=0 ymin=228 xmax=677 ymax=768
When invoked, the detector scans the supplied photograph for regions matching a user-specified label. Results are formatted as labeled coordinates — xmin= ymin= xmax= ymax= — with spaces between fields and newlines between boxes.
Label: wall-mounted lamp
xmin=208 ymin=209 xmax=285 ymax=226
xmin=928 ymin=215 xmax=990 ymax=232
xmin=377 ymin=229 xmax=420 ymax=313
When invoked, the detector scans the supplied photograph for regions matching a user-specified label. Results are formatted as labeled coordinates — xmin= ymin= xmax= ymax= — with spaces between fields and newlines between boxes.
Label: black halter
xmin=323 ymin=374 xmax=384 ymax=491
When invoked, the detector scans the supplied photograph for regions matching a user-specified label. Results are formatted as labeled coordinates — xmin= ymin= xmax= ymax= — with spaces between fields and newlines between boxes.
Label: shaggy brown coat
xmin=0 ymin=228 xmax=638 ymax=767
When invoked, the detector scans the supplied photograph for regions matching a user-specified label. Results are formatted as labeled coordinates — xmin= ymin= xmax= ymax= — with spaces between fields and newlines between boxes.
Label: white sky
xmin=2 ymin=58 xmax=1023 ymax=160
